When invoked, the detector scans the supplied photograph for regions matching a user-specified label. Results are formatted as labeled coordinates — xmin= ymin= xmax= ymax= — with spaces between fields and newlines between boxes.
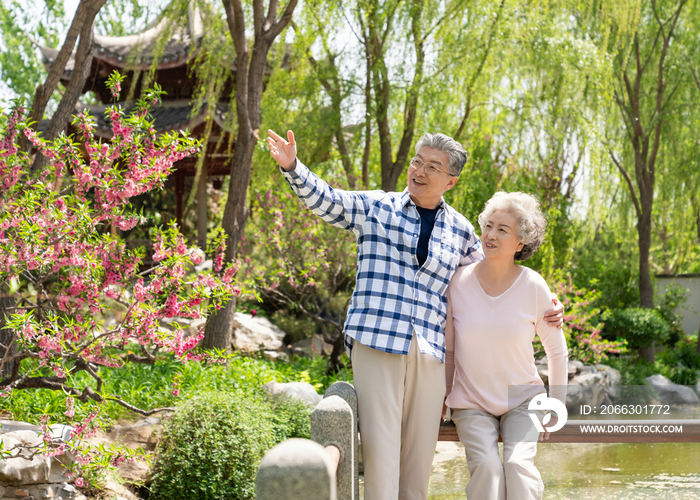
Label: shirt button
xmin=413 ymin=234 xmax=418 ymax=238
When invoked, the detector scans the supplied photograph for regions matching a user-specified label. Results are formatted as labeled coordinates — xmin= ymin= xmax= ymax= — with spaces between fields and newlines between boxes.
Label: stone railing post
xmin=256 ymin=438 xmax=337 ymax=500
xmin=256 ymin=381 xmax=360 ymax=500
xmin=323 ymin=381 xmax=359 ymax=500
xmin=311 ymin=394 xmax=355 ymax=500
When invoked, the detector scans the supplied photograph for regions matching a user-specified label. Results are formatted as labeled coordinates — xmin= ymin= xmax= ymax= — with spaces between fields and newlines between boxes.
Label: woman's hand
xmin=267 ymin=129 xmax=297 ymax=171
xmin=538 ymin=412 xmax=559 ymax=442
xmin=441 ymin=398 xmax=449 ymax=421
xmin=543 ymin=295 xmax=565 ymax=328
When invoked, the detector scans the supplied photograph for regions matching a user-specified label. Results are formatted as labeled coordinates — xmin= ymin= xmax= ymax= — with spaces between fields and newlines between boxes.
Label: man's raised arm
xmin=267 ymin=127 xmax=370 ymax=233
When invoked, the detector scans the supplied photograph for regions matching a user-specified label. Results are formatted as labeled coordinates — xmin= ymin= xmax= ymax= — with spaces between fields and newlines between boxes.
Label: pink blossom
xmin=65 ymin=397 xmax=75 ymax=418
xmin=190 ymin=248 xmax=205 ymax=264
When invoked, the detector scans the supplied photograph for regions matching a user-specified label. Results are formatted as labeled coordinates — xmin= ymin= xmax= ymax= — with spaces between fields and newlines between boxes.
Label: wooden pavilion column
xmin=175 ymin=168 xmax=185 ymax=228
xmin=197 ymin=160 xmax=209 ymax=250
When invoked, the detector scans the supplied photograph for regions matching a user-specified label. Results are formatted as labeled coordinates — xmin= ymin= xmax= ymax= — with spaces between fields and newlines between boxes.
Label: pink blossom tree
xmin=239 ymin=185 xmax=356 ymax=372
xmin=0 ymin=72 xmax=238 ymax=486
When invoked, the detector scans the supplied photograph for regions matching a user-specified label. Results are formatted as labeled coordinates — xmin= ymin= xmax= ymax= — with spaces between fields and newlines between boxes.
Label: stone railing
xmin=256 ymin=381 xmax=359 ymax=500
xmin=256 ymin=381 xmax=700 ymax=500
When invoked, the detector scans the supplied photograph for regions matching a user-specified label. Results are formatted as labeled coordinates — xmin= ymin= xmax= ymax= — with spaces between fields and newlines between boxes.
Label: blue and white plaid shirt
xmin=282 ymin=161 xmax=484 ymax=362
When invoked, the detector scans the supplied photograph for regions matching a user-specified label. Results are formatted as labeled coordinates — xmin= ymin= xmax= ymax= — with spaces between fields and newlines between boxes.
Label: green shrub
xmin=604 ymin=358 xmax=656 ymax=403
xmin=602 ymin=308 xmax=671 ymax=350
xmin=656 ymin=337 xmax=700 ymax=385
xmin=149 ymin=390 xmax=311 ymax=500
xmin=655 ymin=284 xmax=690 ymax=346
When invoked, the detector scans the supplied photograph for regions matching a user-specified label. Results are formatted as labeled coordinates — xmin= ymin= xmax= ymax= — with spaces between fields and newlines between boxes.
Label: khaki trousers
xmin=351 ymin=338 xmax=445 ymax=500
xmin=451 ymin=401 xmax=543 ymax=500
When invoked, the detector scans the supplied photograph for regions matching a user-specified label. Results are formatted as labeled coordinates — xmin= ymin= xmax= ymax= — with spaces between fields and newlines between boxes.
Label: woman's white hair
xmin=478 ymin=191 xmax=547 ymax=261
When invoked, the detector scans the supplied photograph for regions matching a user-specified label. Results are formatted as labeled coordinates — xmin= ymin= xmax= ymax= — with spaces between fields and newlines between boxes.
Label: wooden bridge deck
xmin=438 ymin=419 xmax=700 ymax=443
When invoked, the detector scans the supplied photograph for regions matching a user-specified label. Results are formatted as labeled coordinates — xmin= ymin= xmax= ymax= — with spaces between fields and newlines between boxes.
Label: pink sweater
xmin=445 ymin=264 xmax=568 ymax=416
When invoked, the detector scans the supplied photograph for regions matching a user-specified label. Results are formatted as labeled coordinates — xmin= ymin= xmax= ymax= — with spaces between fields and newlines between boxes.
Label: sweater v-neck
xmin=473 ymin=266 xmax=525 ymax=301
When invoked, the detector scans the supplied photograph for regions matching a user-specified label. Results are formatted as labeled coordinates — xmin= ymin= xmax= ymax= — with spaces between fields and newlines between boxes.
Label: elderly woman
xmin=444 ymin=191 xmax=568 ymax=500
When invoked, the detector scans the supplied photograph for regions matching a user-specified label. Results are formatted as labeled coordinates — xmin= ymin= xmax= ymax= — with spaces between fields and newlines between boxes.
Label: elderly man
xmin=267 ymin=129 xmax=563 ymax=500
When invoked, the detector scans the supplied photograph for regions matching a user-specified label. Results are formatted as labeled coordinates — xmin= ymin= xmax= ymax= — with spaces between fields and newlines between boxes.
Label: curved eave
xmin=77 ymin=100 xmax=232 ymax=139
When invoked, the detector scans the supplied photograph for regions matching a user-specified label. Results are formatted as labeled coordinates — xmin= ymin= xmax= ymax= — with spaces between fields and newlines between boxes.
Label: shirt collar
xmin=400 ymin=188 xmax=447 ymax=210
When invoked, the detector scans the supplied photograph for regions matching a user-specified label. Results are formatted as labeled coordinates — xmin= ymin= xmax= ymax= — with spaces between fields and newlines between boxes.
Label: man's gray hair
xmin=415 ymin=133 xmax=468 ymax=176
xmin=478 ymin=191 xmax=547 ymax=261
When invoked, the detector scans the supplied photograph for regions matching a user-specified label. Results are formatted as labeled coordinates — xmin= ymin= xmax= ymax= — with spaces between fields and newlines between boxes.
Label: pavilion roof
xmin=39 ymin=4 xmax=213 ymax=75
xmin=76 ymin=99 xmax=231 ymax=138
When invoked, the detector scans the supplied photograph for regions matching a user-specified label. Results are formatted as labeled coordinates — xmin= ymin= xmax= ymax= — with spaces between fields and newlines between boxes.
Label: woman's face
xmin=481 ymin=210 xmax=524 ymax=259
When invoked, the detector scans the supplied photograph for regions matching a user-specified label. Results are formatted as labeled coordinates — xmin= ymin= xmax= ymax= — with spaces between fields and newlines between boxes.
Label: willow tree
xmin=604 ymin=0 xmax=700 ymax=361
xmin=1 ymin=0 xmax=110 ymax=164
xmin=202 ymin=0 xmax=298 ymax=350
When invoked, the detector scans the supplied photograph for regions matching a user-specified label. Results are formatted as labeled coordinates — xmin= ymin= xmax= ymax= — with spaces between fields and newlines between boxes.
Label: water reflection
xmin=429 ymin=441 xmax=700 ymax=499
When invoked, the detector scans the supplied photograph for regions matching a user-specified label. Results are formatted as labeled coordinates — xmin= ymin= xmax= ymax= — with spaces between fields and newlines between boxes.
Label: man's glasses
xmin=409 ymin=157 xmax=456 ymax=177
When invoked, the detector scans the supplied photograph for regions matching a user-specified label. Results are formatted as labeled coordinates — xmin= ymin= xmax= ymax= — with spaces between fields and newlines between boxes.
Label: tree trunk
xmin=0 ymin=295 xmax=16 ymax=382
xmin=638 ymin=211 xmax=655 ymax=363
xmin=22 ymin=0 xmax=106 ymax=159
xmin=202 ymin=133 xmax=257 ymax=350
xmin=32 ymin=18 xmax=98 ymax=172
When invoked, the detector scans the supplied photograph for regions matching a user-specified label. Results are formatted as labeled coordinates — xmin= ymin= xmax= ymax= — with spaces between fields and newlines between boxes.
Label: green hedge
xmin=603 ymin=307 xmax=671 ymax=349
xmin=149 ymin=390 xmax=311 ymax=500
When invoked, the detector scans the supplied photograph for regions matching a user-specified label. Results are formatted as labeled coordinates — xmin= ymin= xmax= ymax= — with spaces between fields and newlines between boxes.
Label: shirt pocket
xmin=439 ymin=238 xmax=461 ymax=274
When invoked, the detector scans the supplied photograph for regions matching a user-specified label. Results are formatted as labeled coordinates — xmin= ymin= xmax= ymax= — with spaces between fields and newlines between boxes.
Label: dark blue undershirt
xmin=416 ymin=205 xmax=440 ymax=267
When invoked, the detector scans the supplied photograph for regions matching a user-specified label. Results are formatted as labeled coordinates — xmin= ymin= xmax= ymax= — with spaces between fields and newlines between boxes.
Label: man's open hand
xmin=267 ymin=129 xmax=297 ymax=171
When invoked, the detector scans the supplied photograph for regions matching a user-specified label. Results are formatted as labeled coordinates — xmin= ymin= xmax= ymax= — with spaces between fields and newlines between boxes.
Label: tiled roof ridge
xmin=40 ymin=2 xmax=210 ymax=72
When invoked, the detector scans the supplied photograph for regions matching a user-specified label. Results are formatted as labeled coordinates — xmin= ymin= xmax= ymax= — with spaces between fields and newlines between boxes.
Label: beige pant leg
xmin=352 ymin=340 xmax=405 ymax=500
xmin=451 ymin=408 xmax=505 ymax=500
xmin=500 ymin=402 xmax=543 ymax=500
xmin=351 ymin=337 xmax=445 ymax=500
xmin=398 ymin=338 xmax=446 ymax=500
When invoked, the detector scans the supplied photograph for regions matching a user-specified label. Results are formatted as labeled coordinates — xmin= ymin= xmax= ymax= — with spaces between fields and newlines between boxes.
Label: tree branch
xmin=607 ymin=147 xmax=642 ymax=220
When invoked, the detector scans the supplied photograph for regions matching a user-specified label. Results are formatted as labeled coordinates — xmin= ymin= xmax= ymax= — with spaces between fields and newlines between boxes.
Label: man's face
xmin=407 ymin=146 xmax=459 ymax=209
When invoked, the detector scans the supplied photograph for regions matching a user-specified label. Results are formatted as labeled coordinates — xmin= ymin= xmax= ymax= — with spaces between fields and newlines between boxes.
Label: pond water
xmin=426 ymin=403 xmax=700 ymax=499
xmin=428 ymin=441 xmax=700 ymax=499
xmin=358 ymin=406 xmax=700 ymax=499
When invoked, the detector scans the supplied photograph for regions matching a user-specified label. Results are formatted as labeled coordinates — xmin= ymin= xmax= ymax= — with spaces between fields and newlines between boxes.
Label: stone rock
xmin=86 ymin=417 xmax=161 ymax=486
xmin=645 ymin=374 xmax=700 ymax=405
xmin=567 ymin=372 xmax=607 ymax=408
xmin=102 ymin=476 xmax=145 ymax=500
xmin=0 ymin=420 xmax=41 ymax=435
xmin=161 ymin=317 xmax=206 ymax=338
xmin=596 ymin=364 xmax=622 ymax=399
xmin=596 ymin=364 xmax=622 ymax=385
xmin=60 ymin=483 xmax=88 ymax=500
xmin=291 ymin=335 xmax=333 ymax=357
xmin=568 ymin=360 xmax=584 ymax=379
xmin=195 ymin=259 xmax=213 ymax=272
xmin=232 ymin=313 xmax=286 ymax=352
xmin=0 ymin=483 xmax=88 ymax=500
xmin=263 ymin=381 xmax=322 ymax=407
xmin=0 ymin=430 xmax=71 ymax=485
xmin=565 ymin=384 xmax=583 ymax=407
xmin=572 ymin=372 xmax=608 ymax=386
xmin=108 ymin=416 xmax=160 ymax=452
xmin=263 ymin=350 xmax=289 ymax=361
xmin=537 ymin=365 xmax=549 ymax=385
